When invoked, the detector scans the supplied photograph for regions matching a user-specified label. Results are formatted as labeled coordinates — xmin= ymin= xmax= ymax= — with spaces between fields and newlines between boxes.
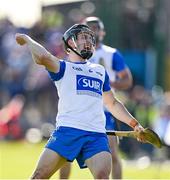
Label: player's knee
xmin=94 ymin=167 xmax=110 ymax=179
xmin=95 ymin=169 xmax=110 ymax=179
xmin=30 ymin=168 xmax=50 ymax=179
xmin=59 ymin=163 xmax=71 ymax=179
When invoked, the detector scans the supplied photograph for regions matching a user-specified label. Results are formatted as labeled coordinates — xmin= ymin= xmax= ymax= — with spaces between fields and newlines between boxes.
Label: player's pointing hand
xmin=15 ymin=33 xmax=28 ymax=46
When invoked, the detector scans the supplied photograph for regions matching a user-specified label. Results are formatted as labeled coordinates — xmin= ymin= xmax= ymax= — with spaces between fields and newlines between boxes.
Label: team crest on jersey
xmin=76 ymin=75 xmax=102 ymax=98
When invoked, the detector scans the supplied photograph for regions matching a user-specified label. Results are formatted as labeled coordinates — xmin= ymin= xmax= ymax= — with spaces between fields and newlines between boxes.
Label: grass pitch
xmin=0 ymin=141 xmax=170 ymax=179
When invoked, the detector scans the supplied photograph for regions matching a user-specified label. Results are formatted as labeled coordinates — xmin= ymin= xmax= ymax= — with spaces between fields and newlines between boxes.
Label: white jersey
xmin=90 ymin=44 xmax=127 ymax=114
xmin=47 ymin=60 xmax=111 ymax=133
xmin=90 ymin=44 xmax=127 ymax=90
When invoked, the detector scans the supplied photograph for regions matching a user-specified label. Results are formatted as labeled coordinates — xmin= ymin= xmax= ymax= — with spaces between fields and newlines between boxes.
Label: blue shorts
xmin=105 ymin=111 xmax=117 ymax=130
xmin=45 ymin=126 xmax=110 ymax=168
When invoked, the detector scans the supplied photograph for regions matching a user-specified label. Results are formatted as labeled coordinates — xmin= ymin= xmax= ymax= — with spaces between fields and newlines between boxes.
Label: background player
xmin=15 ymin=23 xmax=144 ymax=179
xmin=84 ymin=16 xmax=133 ymax=179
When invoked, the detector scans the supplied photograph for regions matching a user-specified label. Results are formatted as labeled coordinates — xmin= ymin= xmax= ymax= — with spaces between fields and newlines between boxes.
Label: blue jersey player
xmin=83 ymin=16 xmax=133 ymax=179
xmin=15 ymin=24 xmax=144 ymax=179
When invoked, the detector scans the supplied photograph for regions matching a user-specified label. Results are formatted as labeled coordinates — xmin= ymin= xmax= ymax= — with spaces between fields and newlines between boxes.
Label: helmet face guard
xmin=63 ymin=24 xmax=96 ymax=59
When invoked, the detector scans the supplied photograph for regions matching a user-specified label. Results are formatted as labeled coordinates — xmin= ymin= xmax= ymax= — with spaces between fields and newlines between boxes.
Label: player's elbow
xmin=37 ymin=54 xmax=51 ymax=65
xmin=126 ymin=70 xmax=133 ymax=89
xmin=126 ymin=78 xmax=133 ymax=89
xmin=121 ymin=76 xmax=133 ymax=90
xmin=103 ymin=90 xmax=115 ymax=107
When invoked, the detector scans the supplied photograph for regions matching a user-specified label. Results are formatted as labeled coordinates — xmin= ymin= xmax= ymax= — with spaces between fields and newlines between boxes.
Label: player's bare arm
xmin=103 ymin=90 xmax=144 ymax=140
xmin=15 ymin=33 xmax=60 ymax=73
xmin=110 ymin=68 xmax=133 ymax=90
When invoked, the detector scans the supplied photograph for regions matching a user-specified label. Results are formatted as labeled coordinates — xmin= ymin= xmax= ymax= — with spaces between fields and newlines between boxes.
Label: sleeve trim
xmin=48 ymin=60 xmax=66 ymax=81
xmin=103 ymin=70 xmax=111 ymax=92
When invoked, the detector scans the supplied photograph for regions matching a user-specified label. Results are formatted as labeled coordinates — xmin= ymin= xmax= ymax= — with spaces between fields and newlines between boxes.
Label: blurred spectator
xmin=0 ymin=95 xmax=25 ymax=140
xmin=119 ymin=85 xmax=157 ymax=158
xmin=153 ymin=104 xmax=170 ymax=146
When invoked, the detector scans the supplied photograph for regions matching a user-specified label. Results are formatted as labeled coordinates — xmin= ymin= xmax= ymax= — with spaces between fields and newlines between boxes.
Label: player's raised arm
xmin=15 ymin=33 xmax=60 ymax=73
xmin=103 ymin=90 xmax=144 ymax=138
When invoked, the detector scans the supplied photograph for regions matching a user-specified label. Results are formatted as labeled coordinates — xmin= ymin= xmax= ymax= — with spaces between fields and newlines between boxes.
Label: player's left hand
xmin=134 ymin=124 xmax=146 ymax=142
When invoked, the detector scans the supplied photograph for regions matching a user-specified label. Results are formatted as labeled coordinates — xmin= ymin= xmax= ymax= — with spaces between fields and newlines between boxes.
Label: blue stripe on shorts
xmin=45 ymin=126 xmax=110 ymax=168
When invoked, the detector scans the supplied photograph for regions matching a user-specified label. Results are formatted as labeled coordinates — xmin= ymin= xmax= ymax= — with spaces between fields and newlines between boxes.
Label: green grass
xmin=0 ymin=141 xmax=170 ymax=179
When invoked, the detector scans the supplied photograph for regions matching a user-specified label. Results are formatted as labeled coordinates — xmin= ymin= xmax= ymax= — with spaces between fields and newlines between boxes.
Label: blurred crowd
xmin=0 ymin=17 xmax=65 ymax=141
xmin=0 ymin=17 xmax=170 ymax=160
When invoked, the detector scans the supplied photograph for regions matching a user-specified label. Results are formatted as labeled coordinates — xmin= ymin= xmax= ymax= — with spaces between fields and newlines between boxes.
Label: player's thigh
xmin=85 ymin=151 xmax=111 ymax=176
xmin=108 ymin=135 xmax=120 ymax=159
xmin=32 ymin=148 xmax=67 ymax=177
